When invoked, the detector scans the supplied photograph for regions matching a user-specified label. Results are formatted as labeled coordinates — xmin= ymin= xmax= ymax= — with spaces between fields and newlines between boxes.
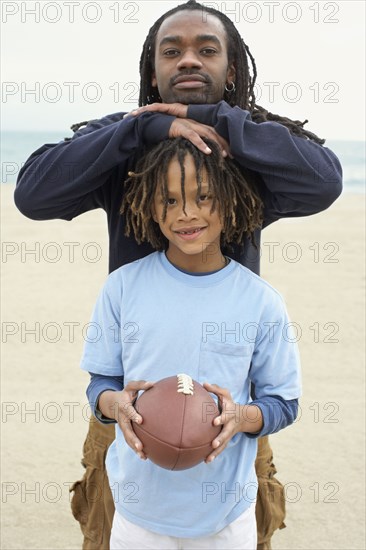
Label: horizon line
xmin=1 ymin=129 xmax=365 ymax=143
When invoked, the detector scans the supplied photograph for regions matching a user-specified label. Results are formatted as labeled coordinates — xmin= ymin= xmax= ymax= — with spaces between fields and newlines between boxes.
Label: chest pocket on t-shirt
xmin=198 ymin=341 xmax=253 ymax=398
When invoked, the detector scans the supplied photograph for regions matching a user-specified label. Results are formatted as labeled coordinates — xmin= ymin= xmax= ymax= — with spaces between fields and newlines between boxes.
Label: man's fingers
xmin=123 ymin=111 xmax=232 ymax=158
xmin=123 ymin=103 xmax=188 ymax=118
xmin=169 ymin=120 xmax=231 ymax=157
xmin=180 ymin=128 xmax=213 ymax=155
xmin=123 ymin=105 xmax=161 ymax=118
xmin=202 ymin=126 xmax=231 ymax=157
xmin=193 ymin=125 xmax=231 ymax=158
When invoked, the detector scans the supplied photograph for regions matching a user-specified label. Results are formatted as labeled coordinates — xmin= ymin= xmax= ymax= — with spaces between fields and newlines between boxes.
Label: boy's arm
xmin=87 ymin=373 xmax=124 ymax=424
xmin=246 ymin=395 xmax=299 ymax=437
xmin=203 ymin=384 xmax=298 ymax=463
xmin=97 ymin=380 xmax=154 ymax=461
xmin=204 ymin=290 xmax=301 ymax=463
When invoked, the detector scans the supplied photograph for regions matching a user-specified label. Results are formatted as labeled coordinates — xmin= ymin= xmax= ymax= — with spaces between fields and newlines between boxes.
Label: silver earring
xmin=225 ymin=82 xmax=236 ymax=93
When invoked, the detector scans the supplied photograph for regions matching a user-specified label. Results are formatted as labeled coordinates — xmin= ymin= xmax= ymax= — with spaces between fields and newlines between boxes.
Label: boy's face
xmin=152 ymin=154 xmax=225 ymax=272
xmin=152 ymin=11 xmax=235 ymax=105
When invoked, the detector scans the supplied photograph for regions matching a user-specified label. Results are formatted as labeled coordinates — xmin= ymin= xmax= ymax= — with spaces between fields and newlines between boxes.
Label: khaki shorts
xmin=70 ymin=419 xmax=285 ymax=550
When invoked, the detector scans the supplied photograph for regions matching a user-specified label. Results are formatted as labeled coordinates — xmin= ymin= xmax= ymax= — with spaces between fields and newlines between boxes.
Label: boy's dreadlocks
xmin=121 ymin=138 xmax=263 ymax=251
xmin=139 ymin=0 xmax=325 ymax=145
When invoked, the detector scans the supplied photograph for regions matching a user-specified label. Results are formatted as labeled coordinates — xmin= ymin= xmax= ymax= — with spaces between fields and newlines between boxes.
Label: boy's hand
xmin=203 ymin=382 xmax=263 ymax=464
xmin=99 ymin=380 xmax=154 ymax=460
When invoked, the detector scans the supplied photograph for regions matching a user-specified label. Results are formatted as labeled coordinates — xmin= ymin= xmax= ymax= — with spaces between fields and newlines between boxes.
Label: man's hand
xmin=169 ymin=119 xmax=231 ymax=157
xmin=123 ymin=102 xmax=232 ymax=157
xmin=203 ymin=382 xmax=263 ymax=464
xmin=123 ymin=102 xmax=188 ymax=119
xmin=98 ymin=380 xmax=154 ymax=460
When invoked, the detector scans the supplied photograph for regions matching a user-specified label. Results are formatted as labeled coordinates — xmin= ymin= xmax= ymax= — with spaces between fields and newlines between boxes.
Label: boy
xmin=81 ymin=138 xmax=301 ymax=549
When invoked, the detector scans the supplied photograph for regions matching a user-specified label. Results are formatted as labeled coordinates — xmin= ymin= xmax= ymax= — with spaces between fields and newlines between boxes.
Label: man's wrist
xmin=187 ymin=103 xmax=221 ymax=126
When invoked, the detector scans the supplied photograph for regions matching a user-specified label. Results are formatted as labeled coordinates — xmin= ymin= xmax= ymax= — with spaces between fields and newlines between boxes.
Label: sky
xmin=1 ymin=0 xmax=365 ymax=141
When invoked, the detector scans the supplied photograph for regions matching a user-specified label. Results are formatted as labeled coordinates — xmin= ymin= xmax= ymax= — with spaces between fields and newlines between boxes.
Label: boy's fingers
xmin=213 ymin=415 xmax=222 ymax=426
xmin=119 ymin=419 xmax=147 ymax=460
xmin=116 ymin=401 xmax=140 ymax=424
xmin=205 ymin=424 xmax=235 ymax=462
xmin=124 ymin=380 xmax=155 ymax=392
xmin=203 ymin=381 xmax=231 ymax=398
xmin=205 ymin=441 xmax=226 ymax=463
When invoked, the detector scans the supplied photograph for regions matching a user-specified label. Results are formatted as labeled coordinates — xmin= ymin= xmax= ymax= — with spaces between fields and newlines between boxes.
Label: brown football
xmin=132 ymin=374 xmax=221 ymax=471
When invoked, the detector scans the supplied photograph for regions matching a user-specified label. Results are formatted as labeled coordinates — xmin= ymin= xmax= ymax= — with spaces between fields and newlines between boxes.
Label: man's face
xmin=152 ymin=10 xmax=235 ymax=104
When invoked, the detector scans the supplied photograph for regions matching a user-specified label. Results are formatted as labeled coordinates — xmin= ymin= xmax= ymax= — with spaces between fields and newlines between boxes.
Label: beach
xmin=1 ymin=183 xmax=365 ymax=549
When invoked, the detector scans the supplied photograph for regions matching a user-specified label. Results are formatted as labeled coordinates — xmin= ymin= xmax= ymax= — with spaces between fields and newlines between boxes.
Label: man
xmin=14 ymin=1 xmax=342 ymax=548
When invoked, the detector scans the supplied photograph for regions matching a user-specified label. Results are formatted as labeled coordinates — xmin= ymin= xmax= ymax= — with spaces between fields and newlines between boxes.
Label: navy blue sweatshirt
xmin=14 ymin=101 xmax=342 ymax=275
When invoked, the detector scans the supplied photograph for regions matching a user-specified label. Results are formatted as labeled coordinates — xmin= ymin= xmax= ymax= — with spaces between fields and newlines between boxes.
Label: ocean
xmin=1 ymin=130 xmax=365 ymax=193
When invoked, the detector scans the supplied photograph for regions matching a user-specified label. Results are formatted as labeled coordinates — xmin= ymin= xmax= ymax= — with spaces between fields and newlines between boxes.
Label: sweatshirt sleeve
xmin=188 ymin=101 xmax=343 ymax=226
xmin=14 ymin=111 xmax=175 ymax=221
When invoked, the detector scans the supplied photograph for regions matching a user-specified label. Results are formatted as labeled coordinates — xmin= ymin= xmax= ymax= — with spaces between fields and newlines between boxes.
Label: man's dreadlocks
xmin=121 ymin=138 xmax=263 ymax=251
xmin=139 ymin=0 xmax=325 ymax=145
xmin=71 ymin=0 xmax=324 ymax=144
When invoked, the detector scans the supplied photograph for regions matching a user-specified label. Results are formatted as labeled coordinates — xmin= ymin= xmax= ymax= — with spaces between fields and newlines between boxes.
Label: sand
xmin=1 ymin=183 xmax=365 ymax=549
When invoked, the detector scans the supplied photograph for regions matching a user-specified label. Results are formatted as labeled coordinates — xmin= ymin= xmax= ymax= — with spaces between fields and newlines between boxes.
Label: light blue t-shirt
xmin=80 ymin=251 xmax=301 ymax=537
